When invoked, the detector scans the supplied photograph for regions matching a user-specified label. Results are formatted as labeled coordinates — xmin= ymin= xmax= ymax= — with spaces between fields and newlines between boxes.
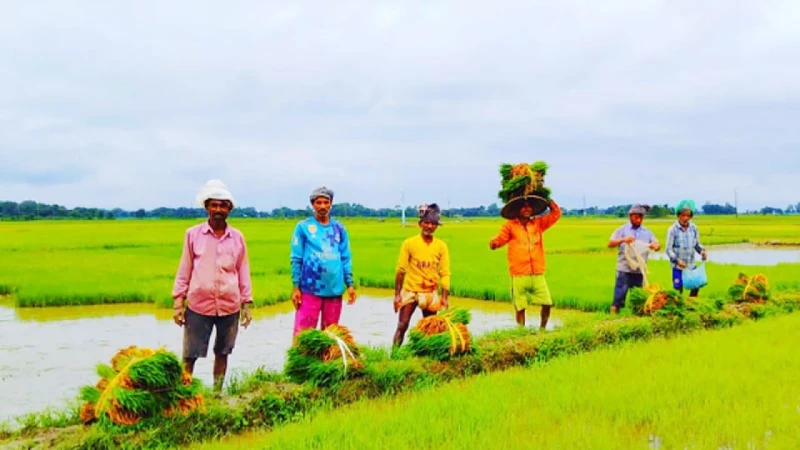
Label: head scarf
xmin=628 ymin=204 xmax=650 ymax=215
xmin=195 ymin=179 xmax=235 ymax=208
xmin=310 ymin=186 xmax=334 ymax=203
xmin=418 ymin=203 xmax=442 ymax=225
xmin=676 ymin=199 xmax=696 ymax=216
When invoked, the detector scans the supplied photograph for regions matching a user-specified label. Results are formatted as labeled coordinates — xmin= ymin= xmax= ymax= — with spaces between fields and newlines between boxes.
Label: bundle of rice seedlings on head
xmin=79 ymin=346 xmax=204 ymax=426
xmin=498 ymin=162 xmax=552 ymax=202
xmin=498 ymin=162 xmax=553 ymax=219
xmin=407 ymin=308 xmax=475 ymax=361
xmin=285 ymin=324 xmax=364 ymax=387
xmin=728 ymin=273 xmax=770 ymax=303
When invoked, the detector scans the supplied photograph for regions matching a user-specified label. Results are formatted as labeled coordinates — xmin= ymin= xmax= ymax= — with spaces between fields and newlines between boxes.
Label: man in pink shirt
xmin=172 ymin=180 xmax=253 ymax=392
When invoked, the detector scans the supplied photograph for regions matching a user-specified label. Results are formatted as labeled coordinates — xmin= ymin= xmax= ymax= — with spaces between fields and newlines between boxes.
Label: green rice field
xmin=2 ymin=216 xmax=799 ymax=311
xmin=196 ymin=312 xmax=800 ymax=450
xmin=1 ymin=215 xmax=799 ymax=449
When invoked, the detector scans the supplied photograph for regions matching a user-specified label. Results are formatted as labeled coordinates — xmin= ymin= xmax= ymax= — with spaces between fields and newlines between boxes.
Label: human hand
xmin=347 ymin=286 xmax=356 ymax=305
xmin=393 ymin=293 xmax=402 ymax=313
xmin=701 ymin=250 xmax=708 ymax=261
xmin=677 ymin=260 xmax=687 ymax=269
xmin=240 ymin=303 xmax=252 ymax=329
xmin=623 ymin=236 xmax=635 ymax=244
xmin=649 ymin=241 xmax=660 ymax=251
xmin=489 ymin=240 xmax=498 ymax=250
xmin=173 ymin=307 xmax=185 ymax=327
xmin=291 ymin=288 xmax=302 ymax=309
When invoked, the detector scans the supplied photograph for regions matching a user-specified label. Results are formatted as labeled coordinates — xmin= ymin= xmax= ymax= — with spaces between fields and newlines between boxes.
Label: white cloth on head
xmin=195 ymin=179 xmax=236 ymax=208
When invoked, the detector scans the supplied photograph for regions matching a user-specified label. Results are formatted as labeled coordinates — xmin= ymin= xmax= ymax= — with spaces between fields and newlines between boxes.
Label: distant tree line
xmin=1 ymin=200 xmax=798 ymax=221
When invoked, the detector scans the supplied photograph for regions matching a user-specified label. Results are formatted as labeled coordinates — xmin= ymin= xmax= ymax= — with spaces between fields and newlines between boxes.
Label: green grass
xmin=196 ymin=312 xmax=800 ymax=450
xmin=7 ymin=293 xmax=795 ymax=449
xmin=2 ymin=216 xmax=799 ymax=310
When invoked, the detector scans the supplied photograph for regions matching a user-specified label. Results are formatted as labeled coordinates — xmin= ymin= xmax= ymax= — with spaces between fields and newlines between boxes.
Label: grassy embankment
xmin=200 ymin=312 xmax=800 ymax=450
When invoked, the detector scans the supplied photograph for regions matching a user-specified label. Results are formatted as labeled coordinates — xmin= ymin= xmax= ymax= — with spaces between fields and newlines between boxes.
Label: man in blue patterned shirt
xmin=665 ymin=200 xmax=707 ymax=297
xmin=290 ymin=186 xmax=356 ymax=337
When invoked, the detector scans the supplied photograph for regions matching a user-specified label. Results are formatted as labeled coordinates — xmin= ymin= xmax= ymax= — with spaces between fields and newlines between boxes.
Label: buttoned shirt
xmin=172 ymin=222 xmax=252 ymax=316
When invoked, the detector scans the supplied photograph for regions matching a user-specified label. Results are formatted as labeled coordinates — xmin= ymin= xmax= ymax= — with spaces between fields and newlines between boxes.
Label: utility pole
xmin=583 ymin=195 xmax=586 ymax=217
xmin=400 ymin=191 xmax=406 ymax=227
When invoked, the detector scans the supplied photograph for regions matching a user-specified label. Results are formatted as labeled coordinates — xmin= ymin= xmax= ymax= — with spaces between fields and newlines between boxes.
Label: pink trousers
xmin=293 ymin=292 xmax=343 ymax=336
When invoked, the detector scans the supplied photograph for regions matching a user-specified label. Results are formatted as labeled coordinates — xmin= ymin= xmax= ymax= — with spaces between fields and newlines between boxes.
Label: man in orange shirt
xmin=490 ymin=197 xmax=561 ymax=329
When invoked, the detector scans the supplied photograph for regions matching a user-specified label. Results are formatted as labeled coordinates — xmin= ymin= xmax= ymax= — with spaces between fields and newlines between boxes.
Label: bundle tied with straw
xmin=728 ymin=273 xmax=770 ymax=303
xmin=628 ymin=284 xmax=683 ymax=316
xmin=407 ymin=308 xmax=475 ymax=361
xmin=79 ymin=346 xmax=204 ymax=426
xmin=285 ymin=324 xmax=364 ymax=387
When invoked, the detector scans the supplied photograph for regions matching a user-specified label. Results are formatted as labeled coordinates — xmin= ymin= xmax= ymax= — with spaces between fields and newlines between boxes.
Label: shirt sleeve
xmin=491 ymin=222 xmax=512 ymax=248
xmin=339 ymin=224 xmax=354 ymax=287
xmin=694 ymin=226 xmax=705 ymax=253
xmin=171 ymin=230 xmax=193 ymax=308
xmin=290 ymin=223 xmax=305 ymax=287
xmin=538 ymin=200 xmax=562 ymax=231
xmin=439 ymin=242 xmax=451 ymax=291
xmin=665 ymin=226 xmax=678 ymax=262
xmin=237 ymin=234 xmax=253 ymax=303
xmin=610 ymin=226 xmax=624 ymax=241
xmin=396 ymin=240 xmax=411 ymax=274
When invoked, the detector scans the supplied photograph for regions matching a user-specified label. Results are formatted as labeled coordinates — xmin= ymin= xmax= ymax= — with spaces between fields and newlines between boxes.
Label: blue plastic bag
xmin=682 ymin=261 xmax=708 ymax=290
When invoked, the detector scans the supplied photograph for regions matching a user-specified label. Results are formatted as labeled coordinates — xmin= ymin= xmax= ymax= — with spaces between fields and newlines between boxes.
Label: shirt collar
xmin=202 ymin=221 xmax=231 ymax=239
xmin=626 ymin=222 xmax=641 ymax=231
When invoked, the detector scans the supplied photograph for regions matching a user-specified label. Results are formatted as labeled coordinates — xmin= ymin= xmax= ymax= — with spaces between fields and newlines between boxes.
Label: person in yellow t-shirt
xmin=392 ymin=203 xmax=451 ymax=347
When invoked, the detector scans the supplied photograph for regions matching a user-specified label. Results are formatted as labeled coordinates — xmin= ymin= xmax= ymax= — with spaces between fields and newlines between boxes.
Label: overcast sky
xmin=1 ymin=1 xmax=798 ymax=211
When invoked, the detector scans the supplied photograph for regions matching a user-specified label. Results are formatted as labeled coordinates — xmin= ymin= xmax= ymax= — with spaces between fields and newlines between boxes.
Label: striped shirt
xmin=665 ymin=221 xmax=704 ymax=269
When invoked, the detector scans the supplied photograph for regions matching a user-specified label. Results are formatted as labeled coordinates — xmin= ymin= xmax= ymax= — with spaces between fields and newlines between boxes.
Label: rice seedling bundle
xmin=728 ymin=273 xmax=769 ymax=303
xmin=285 ymin=324 xmax=364 ymax=386
xmin=408 ymin=308 xmax=475 ymax=360
xmin=79 ymin=346 xmax=204 ymax=426
xmin=628 ymin=285 xmax=683 ymax=316
xmin=498 ymin=162 xmax=552 ymax=202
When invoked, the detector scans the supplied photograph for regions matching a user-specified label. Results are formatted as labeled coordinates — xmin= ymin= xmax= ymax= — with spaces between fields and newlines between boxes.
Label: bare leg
xmin=516 ymin=309 xmax=525 ymax=327
xmin=540 ymin=305 xmax=551 ymax=329
xmin=183 ymin=358 xmax=196 ymax=375
xmin=213 ymin=354 xmax=228 ymax=392
xmin=393 ymin=303 xmax=418 ymax=347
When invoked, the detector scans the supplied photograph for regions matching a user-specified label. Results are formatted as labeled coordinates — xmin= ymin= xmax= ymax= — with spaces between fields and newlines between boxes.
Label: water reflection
xmin=650 ymin=244 xmax=800 ymax=266
xmin=0 ymin=292 xmax=583 ymax=421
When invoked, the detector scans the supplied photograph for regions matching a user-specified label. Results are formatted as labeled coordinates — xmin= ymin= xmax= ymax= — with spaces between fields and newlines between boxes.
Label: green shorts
xmin=511 ymin=275 xmax=553 ymax=310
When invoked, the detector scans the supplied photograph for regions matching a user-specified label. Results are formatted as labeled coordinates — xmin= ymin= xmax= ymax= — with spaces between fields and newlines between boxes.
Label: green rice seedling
xmin=199 ymin=313 xmax=800 ymax=450
xmin=407 ymin=308 xmax=475 ymax=361
xmin=285 ymin=325 xmax=364 ymax=387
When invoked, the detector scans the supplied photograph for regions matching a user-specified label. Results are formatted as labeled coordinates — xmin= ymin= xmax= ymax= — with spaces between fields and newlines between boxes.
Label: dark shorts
xmin=183 ymin=307 xmax=240 ymax=359
xmin=672 ymin=268 xmax=683 ymax=290
xmin=613 ymin=271 xmax=644 ymax=308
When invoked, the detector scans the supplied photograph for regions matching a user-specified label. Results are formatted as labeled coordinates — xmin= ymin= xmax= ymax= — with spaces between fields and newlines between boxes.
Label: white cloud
xmin=0 ymin=0 xmax=799 ymax=211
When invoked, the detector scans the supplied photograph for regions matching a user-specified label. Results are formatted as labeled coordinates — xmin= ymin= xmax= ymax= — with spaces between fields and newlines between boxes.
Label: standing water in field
xmin=0 ymin=293 xmax=584 ymax=422
xmin=650 ymin=244 xmax=800 ymax=266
